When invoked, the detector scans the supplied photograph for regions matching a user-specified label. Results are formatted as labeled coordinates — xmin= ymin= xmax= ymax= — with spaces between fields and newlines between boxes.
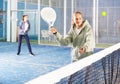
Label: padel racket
xmin=41 ymin=7 xmax=56 ymax=27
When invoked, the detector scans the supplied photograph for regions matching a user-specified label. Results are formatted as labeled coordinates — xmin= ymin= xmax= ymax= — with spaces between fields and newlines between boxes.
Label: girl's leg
xmin=17 ymin=35 xmax=22 ymax=55
xmin=24 ymin=34 xmax=34 ymax=55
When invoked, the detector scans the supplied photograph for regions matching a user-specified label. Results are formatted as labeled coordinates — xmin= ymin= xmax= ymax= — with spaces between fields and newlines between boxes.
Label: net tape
xmin=25 ymin=43 xmax=120 ymax=84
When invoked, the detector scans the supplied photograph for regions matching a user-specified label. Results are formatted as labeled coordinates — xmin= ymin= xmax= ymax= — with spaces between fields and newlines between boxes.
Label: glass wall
xmin=0 ymin=0 xmax=4 ymax=40
xmin=0 ymin=0 xmax=7 ymax=41
xmin=5 ymin=0 xmax=120 ymax=45
xmin=98 ymin=0 xmax=120 ymax=44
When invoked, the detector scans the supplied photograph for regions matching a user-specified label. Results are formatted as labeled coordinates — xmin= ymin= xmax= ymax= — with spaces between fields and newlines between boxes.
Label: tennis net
xmin=25 ymin=43 xmax=120 ymax=84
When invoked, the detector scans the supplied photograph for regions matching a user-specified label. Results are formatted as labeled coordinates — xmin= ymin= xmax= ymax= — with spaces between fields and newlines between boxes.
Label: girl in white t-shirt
xmin=17 ymin=15 xmax=35 ymax=56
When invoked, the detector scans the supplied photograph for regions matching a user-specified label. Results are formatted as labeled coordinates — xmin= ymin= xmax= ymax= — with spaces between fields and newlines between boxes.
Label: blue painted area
xmin=0 ymin=24 xmax=3 ymax=37
xmin=0 ymin=42 xmax=103 ymax=84
xmin=99 ymin=0 xmax=120 ymax=7
xmin=26 ymin=3 xmax=37 ymax=9
xmin=0 ymin=42 xmax=71 ymax=84
xmin=94 ymin=48 xmax=103 ymax=53
xmin=18 ymin=2 xmax=24 ymax=10
xmin=0 ymin=0 xmax=3 ymax=9
xmin=0 ymin=0 xmax=3 ymax=38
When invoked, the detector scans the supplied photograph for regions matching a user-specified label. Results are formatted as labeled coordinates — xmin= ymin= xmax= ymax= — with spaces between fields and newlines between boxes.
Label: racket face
xmin=41 ymin=7 xmax=56 ymax=26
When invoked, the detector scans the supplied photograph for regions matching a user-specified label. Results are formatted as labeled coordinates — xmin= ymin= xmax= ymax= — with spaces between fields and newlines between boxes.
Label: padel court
xmin=0 ymin=0 xmax=120 ymax=84
xmin=0 ymin=42 xmax=103 ymax=84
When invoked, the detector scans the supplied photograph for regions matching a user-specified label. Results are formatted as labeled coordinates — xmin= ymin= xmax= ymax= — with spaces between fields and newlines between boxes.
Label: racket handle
xmin=50 ymin=26 xmax=54 ymax=28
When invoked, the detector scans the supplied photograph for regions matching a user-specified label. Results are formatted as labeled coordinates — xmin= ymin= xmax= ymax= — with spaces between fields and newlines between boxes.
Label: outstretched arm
xmin=50 ymin=27 xmax=73 ymax=46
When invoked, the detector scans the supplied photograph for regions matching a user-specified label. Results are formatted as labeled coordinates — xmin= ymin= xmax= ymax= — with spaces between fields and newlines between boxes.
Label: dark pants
xmin=17 ymin=34 xmax=32 ymax=54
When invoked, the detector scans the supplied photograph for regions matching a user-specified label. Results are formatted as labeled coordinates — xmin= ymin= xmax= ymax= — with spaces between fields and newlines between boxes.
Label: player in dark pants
xmin=17 ymin=15 xmax=35 ymax=56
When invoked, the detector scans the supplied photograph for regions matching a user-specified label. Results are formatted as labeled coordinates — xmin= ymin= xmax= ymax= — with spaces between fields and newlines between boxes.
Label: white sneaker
xmin=30 ymin=53 xmax=35 ymax=56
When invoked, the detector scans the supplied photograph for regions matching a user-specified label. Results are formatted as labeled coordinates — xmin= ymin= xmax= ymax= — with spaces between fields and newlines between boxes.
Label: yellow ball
xmin=101 ymin=11 xmax=107 ymax=17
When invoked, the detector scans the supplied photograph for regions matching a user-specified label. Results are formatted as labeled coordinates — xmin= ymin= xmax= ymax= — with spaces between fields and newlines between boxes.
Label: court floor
xmin=0 ymin=42 xmax=102 ymax=84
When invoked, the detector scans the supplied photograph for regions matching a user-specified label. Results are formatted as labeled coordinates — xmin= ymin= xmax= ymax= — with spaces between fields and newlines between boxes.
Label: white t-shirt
xmin=24 ymin=22 xmax=29 ymax=31
xmin=75 ymin=27 xmax=82 ymax=35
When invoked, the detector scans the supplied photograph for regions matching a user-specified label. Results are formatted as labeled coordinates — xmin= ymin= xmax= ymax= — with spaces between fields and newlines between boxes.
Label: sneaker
xmin=17 ymin=52 xmax=20 ymax=55
xmin=30 ymin=53 xmax=35 ymax=56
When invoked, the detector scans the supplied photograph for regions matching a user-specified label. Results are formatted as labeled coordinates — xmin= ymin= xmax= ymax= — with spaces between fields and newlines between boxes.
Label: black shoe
xmin=17 ymin=52 xmax=20 ymax=55
xmin=30 ymin=53 xmax=35 ymax=56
